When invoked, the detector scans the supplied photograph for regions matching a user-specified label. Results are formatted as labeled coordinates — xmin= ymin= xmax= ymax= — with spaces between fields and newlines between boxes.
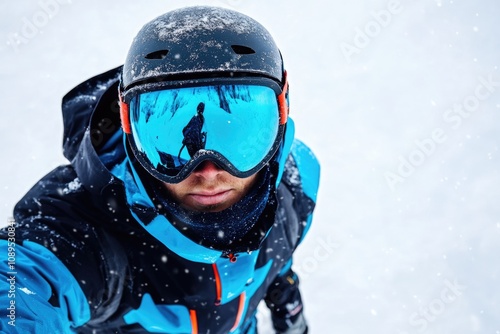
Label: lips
xmin=188 ymin=189 xmax=232 ymax=206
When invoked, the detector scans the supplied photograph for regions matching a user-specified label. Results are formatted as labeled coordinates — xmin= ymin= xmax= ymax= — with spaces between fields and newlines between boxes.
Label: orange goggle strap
xmin=119 ymin=92 xmax=132 ymax=134
xmin=278 ymin=71 xmax=289 ymax=125
xmin=119 ymin=73 xmax=289 ymax=133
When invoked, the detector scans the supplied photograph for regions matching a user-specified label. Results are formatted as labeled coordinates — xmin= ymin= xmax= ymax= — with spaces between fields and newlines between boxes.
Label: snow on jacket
xmin=0 ymin=67 xmax=320 ymax=333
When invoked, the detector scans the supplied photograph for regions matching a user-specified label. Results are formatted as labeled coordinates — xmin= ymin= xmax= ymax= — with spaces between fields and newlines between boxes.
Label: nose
xmin=192 ymin=160 xmax=222 ymax=179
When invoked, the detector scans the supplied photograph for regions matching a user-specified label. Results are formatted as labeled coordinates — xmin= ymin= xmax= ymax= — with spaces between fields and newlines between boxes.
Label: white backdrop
xmin=1 ymin=1 xmax=499 ymax=333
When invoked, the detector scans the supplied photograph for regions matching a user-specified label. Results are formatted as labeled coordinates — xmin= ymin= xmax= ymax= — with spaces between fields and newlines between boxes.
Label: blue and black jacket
xmin=0 ymin=67 xmax=320 ymax=333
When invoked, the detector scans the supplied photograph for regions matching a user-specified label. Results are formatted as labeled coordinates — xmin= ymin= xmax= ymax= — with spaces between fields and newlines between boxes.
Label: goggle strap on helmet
xmin=278 ymin=71 xmax=289 ymax=125
xmin=119 ymin=91 xmax=132 ymax=134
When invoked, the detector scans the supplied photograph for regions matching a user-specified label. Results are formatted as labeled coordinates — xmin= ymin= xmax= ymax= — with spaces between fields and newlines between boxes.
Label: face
xmin=162 ymin=161 xmax=259 ymax=213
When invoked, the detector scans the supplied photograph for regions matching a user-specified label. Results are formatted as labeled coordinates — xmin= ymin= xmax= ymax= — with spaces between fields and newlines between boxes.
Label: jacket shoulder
xmin=269 ymin=140 xmax=319 ymax=257
xmin=287 ymin=139 xmax=320 ymax=203
xmin=13 ymin=165 xmax=99 ymax=238
xmin=10 ymin=164 xmax=131 ymax=323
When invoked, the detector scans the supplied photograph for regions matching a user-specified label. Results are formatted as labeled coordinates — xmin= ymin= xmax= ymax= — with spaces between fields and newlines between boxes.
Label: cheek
xmin=238 ymin=174 xmax=259 ymax=192
xmin=162 ymin=182 xmax=188 ymax=202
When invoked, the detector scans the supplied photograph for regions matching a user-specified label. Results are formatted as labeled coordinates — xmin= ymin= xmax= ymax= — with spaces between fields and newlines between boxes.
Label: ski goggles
xmin=120 ymin=77 xmax=289 ymax=183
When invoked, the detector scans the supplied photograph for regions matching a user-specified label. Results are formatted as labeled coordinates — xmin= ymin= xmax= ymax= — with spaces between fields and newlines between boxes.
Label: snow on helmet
xmin=119 ymin=6 xmax=291 ymax=183
xmin=121 ymin=6 xmax=285 ymax=90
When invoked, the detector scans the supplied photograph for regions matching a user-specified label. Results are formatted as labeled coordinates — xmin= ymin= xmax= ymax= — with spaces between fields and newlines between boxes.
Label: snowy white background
xmin=1 ymin=0 xmax=500 ymax=333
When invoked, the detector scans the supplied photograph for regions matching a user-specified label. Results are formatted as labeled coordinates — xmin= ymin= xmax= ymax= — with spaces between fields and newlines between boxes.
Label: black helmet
xmin=121 ymin=6 xmax=285 ymax=91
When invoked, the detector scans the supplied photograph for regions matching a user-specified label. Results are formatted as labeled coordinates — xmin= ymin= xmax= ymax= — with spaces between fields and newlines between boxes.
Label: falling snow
xmin=1 ymin=1 xmax=500 ymax=333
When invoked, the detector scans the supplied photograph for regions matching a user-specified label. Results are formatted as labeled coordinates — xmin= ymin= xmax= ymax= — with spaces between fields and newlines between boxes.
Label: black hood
xmin=61 ymin=66 xmax=124 ymax=195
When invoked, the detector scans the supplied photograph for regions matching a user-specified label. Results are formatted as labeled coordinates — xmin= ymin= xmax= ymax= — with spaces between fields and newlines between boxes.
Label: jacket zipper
xmin=212 ymin=263 xmax=222 ymax=305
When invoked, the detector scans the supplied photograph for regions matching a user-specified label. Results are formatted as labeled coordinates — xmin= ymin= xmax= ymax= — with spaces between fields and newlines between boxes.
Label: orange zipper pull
xmin=228 ymin=253 xmax=237 ymax=263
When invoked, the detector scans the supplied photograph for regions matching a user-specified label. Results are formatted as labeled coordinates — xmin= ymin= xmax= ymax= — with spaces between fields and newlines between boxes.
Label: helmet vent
xmin=145 ymin=49 xmax=169 ymax=60
xmin=231 ymin=45 xmax=256 ymax=55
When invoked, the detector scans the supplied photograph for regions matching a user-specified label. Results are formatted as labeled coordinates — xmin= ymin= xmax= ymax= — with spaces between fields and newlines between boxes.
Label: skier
xmin=0 ymin=6 xmax=320 ymax=334
xmin=179 ymin=102 xmax=208 ymax=159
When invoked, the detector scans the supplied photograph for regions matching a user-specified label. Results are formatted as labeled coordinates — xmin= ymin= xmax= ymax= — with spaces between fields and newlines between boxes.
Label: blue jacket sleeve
xmin=0 ymin=240 xmax=90 ymax=333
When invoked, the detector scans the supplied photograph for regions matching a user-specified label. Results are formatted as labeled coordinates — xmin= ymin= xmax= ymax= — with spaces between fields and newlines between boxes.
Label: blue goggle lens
xmin=128 ymin=84 xmax=282 ymax=182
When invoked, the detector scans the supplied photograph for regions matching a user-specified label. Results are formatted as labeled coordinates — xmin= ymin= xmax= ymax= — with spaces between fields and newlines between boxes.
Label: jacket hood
xmin=61 ymin=66 xmax=124 ymax=197
xmin=62 ymin=66 xmax=123 ymax=163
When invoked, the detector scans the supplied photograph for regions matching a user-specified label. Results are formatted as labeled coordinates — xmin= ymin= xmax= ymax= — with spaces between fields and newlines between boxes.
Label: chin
xmin=184 ymin=202 xmax=229 ymax=213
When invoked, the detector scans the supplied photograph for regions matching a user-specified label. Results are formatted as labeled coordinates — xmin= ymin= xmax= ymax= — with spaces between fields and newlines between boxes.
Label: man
xmin=0 ymin=6 xmax=320 ymax=334
xmin=179 ymin=102 xmax=207 ymax=159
